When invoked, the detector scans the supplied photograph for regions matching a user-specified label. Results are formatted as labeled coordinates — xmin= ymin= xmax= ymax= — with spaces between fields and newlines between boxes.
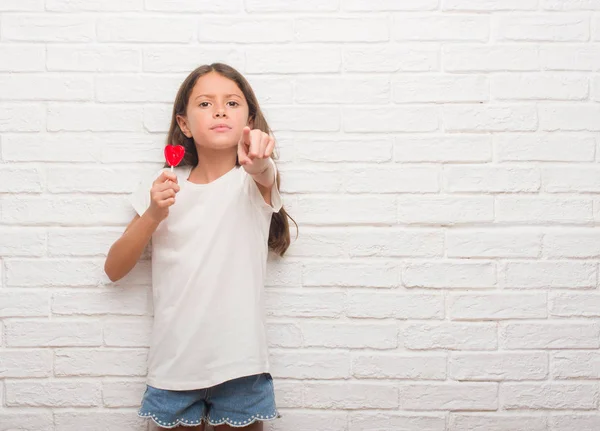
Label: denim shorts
xmin=137 ymin=373 xmax=280 ymax=428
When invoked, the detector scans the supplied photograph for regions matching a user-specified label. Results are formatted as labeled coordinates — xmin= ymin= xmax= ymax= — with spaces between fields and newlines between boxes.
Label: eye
xmin=227 ymin=101 xmax=239 ymax=107
xmin=199 ymin=102 xmax=210 ymax=107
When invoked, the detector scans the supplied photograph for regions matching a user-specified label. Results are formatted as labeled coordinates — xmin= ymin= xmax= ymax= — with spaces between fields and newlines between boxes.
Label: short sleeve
xmin=129 ymin=168 xmax=165 ymax=217
xmin=244 ymin=157 xmax=283 ymax=214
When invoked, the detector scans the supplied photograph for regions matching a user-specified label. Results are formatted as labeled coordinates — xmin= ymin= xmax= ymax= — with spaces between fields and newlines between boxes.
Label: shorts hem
xmin=207 ymin=411 xmax=281 ymax=428
xmin=138 ymin=410 xmax=205 ymax=429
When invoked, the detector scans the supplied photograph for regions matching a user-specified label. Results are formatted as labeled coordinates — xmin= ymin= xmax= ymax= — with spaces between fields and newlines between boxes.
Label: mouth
xmin=211 ymin=124 xmax=232 ymax=132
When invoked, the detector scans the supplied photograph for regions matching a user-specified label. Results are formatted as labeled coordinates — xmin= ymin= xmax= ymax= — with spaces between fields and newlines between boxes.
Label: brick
xmin=350 ymin=413 xmax=445 ymax=431
xmin=393 ymin=75 xmax=488 ymax=103
xmin=55 ymin=349 xmax=147 ymax=376
xmin=540 ymin=105 xmax=600 ymax=131
xmin=0 ymin=227 xmax=45 ymax=256
xmin=296 ymin=17 xmax=388 ymax=42
xmin=500 ymin=322 xmax=600 ymax=349
xmin=97 ymin=17 xmax=195 ymax=42
xmin=346 ymin=291 xmax=444 ymax=319
xmin=5 ymin=319 xmax=103 ymax=347
xmin=449 ymin=292 xmax=547 ymax=320
xmin=0 ymin=44 xmax=45 ymax=71
xmin=0 ymin=104 xmax=44 ymax=132
xmin=266 ymin=289 xmax=344 ymax=318
xmin=404 ymin=322 xmax=497 ymax=350
xmin=46 ymin=0 xmax=142 ymax=10
xmin=399 ymin=383 xmax=498 ymax=410
xmin=404 ymin=261 xmax=496 ymax=289
xmin=6 ymin=380 xmax=101 ymax=406
xmin=246 ymin=46 xmax=340 ymax=73
xmin=344 ymin=44 xmax=439 ymax=72
xmin=245 ymin=0 xmax=338 ymax=12
xmin=552 ymin=351 xmax=600 ymax=379
xmin=444 ymin=45 xmax=539 ymax=71
xmin=0 ymin=349 xmax=52 ymax=378
xmin=102 ymin=380 xmax=147 ymax=407
xmin=550 ymin=292 xmax=600 ymax=317
xmin=47 ymin=45 xmax=140 ymax=72
xmin=1 ymin=196 xmax=133 ymax=226
xmin=48 ymin=104 xmax=142 ymax=132
xmin=502 ymin=383 xmax=598 ymax=409
xmin=398 ymin=196 xmax=494 ymax=225
xmin=343 ymin=106 xmax=439 ymax=132
xmin=54 ymin=411 xmax=147 ymax=429
xmin=270 ymin=350 xmax=350 ymax=379
xmin=103 ymin=318 xmax=152 ymax=347
xmin=352 ymin=353 xmax=446 ymax=380
xmin=444 ymin=0 xmax=538 ymax=10
xmin=445 ymin=166 xmax=540 ymax=193
xmin=495 ymin=133 xmax=596 ymax=162
xmin=302 ymin=322 xmax=398 ymax=349
xmin=449 ymin=414 xmax=547 ymax=431
xmin=304 ymin=381 xmax=398 ymax=409
xmin=143 ymin=46 xmax=243 ymax=72
xmin=444 ymin=105 xmax=537 ymax=132
xmin=395 ymin=135 xmax=492 ymax=163
xmin=96 ymin=75 xmax=180 ymax=103
xmin=1 ymin=14 xmax=95 ymax=42
xmin=265 ymin=106 xmax=340 ymax=132
xmin=296 ymin=196 xmax=396 ymax=225
xmin=52 ymin=288 xmax=149 ymax=316
xmin=0 ymin=290 xmax=49 ymax=317
xmin=446 ymin=229 xmax=542 ymax=258
xmin=393 ymin=14 xmax=489 ymax=41
xmin=503 ymin=261 xmax=597 ymax=289
xmin=492 ymin=73 xmax=588 ymax=100
xmin=496 ymin=196 xmax=593 ymax=224
xmin=296 ymin=76 xmax=390 ymax=104
xmin=449 ymin=352 xmax=548 ymax=381
xmin=302 ymin=261 xmax=398 ymax=288
xmin=541 ymin=45 xmax=600 ymax=71
xmin=496 ymin=13 xmax=589 ymax=41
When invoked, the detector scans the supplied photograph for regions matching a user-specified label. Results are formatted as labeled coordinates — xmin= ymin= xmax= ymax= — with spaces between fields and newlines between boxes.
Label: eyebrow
xmin=195 ymin=94 xmax=242 ymax=100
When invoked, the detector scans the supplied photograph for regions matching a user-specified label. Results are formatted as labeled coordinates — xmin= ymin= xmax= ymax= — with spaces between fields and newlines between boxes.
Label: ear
xmin=247 ymin=116 xmax=254 ymax=129
xmin=176 ymin=114 xmax=192 ymax=138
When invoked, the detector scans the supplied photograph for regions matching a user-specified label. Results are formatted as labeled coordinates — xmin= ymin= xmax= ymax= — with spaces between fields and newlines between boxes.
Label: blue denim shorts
xmin=137 ymin=373 xmax=280 ymax=428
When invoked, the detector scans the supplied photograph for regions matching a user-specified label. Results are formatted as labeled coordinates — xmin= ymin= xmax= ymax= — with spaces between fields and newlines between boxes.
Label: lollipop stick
xmin=170 ymin=165 xmax=174 ymax=173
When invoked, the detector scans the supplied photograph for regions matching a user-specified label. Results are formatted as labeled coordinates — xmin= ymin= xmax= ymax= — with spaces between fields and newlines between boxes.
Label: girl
xmin=104 ymin=63 xmax=297 ymax=430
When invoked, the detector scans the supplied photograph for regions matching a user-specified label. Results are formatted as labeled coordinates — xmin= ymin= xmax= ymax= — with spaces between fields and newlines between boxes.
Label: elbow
xmin=104 ymin=259 xmax=121 ymax=283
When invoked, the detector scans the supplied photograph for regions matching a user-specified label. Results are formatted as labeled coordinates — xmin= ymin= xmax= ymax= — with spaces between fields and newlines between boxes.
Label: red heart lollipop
xmin=164 ymin=145 xmax=185 ymax=168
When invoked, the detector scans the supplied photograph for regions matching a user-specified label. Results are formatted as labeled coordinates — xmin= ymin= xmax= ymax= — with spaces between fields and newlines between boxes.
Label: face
xmin=176 ymin=71 xmax=252 ymax=151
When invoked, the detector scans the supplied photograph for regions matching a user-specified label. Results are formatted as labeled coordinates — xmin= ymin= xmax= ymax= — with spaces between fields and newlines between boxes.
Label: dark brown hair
xmin=164 ymin=63 xmax=297 ymax=256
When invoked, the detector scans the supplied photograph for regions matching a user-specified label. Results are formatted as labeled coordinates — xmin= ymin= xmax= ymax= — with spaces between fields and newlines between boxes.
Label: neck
xmin=190 ymin=146 xmax=237 ymax=184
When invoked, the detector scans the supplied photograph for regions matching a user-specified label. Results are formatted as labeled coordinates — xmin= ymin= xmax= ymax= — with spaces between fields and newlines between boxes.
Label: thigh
xmin=206 ymin=373 xmax=279 ymax=428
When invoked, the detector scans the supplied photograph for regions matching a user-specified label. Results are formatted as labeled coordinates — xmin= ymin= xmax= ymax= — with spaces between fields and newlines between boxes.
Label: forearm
xmin=250 ymin=158 xmax=275 ymax=188
xmin=104 ymin=212 xmax=160 ymax=282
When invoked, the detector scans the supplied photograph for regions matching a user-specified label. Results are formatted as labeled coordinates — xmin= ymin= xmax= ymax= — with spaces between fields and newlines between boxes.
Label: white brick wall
xmin=1 ymin=1 xmax=600 ymax=430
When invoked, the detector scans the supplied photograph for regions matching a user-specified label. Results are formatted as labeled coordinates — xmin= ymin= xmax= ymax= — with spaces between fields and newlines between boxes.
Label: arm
xmin=104 ymin=213 xmax=160 ymax=282
xmin=104 ymin=170 xmax=180 ymax=282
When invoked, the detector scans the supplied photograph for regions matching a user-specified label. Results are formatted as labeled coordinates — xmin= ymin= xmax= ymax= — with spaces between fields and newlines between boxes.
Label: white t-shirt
xmin=129 ymin=158 xmax=282 ymax=390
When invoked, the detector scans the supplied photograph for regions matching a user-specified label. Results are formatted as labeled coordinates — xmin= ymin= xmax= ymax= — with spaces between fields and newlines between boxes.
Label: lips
xmin=211 ymin=124 xmax=231 ymax=130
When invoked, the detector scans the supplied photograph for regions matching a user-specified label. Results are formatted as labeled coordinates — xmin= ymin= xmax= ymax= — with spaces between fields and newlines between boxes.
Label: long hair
xmin=164 ymin=63 xmax=297 ymax=256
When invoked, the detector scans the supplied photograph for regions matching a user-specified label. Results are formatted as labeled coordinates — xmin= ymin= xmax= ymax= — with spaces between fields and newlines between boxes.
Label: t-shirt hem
xmin=146 ymin=363 xmax=270 ymax=391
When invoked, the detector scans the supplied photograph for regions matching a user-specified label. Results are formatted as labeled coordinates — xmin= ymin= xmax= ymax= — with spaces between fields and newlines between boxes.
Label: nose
xmin=214 ymin=106 xmax=226 ymax=118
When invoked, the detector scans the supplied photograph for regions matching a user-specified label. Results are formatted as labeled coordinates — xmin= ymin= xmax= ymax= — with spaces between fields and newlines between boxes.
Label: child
xmin=104 ymin=63 xmax=296 ymax=430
